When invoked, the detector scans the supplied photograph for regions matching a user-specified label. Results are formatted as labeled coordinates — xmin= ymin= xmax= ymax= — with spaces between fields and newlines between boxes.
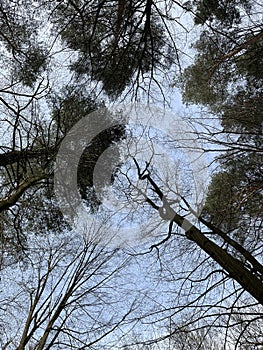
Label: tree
xmin=164 ymin=0 xmax=263 ymax=346
xmin=51 ymin=0 xmax=177 ymax=98
xmin=178 ymin=0 xmax=262 ymax=248
xmin=0 ymin=229 xmax=138 ymax=349
xmin=192 ymin=0 xmax=252 ymax=26
xmin=0 ymin=0 xmax=191 ymax=249
xmin=0 ymin=1 xmax=263 ymax=349
xmin=178 ymin=0 xmax=263 ymax=111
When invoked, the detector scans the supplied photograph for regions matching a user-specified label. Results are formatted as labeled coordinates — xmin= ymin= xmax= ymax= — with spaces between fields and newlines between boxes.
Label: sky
xmin=1 ymin=2 xmax=262 ymax=349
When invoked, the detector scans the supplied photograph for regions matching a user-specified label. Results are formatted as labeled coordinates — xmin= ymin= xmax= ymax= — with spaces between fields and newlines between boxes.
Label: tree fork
xmin=136 ymin=165 xmax=263 ymax=306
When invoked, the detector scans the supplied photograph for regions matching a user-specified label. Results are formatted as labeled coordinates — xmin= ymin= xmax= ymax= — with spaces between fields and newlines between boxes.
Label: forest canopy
xmin=0 ymin=1 xmax=262 ymax=349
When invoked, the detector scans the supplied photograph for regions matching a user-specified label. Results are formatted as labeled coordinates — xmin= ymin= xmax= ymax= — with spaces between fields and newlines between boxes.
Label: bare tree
xmin=0 ymin=2 xmax=262 ymax=349
xmin=0 ymin=229 xmax=137 ymax=350
xmin=104 ymin=126 xmax=263 ymax=349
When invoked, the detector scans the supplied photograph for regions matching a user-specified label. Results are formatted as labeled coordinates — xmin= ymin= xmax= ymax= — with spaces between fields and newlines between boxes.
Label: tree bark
xmin=168 ymin=212 xmax=263 ymax=306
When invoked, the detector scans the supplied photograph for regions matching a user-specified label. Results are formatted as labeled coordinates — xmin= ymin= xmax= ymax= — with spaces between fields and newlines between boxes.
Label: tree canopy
xmin=0 ymin=0 xmax=262 ymax=349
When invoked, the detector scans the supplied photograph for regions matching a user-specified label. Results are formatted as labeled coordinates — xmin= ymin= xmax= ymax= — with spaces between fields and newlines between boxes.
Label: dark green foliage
xmin=13 ymin=45 xmax=48 ymax=87
xmin=179 ymin=30 xmax=233 ymax=107
xmin=203 ymin=153 xmax=263 ymax=240
xmin=203 ymin=171 xmax=237 ymax=231
xmin=180 ymin=2 xmax=262 ymax=111
xmin=52 ymin=89 xmax=126 ymax=209
xmin=53 ymin=1 xmax=175 ymax=98
xmin=0 ymin=1 xmax=33 ymax=50
xmin=236 ymin=38 xmax=263 ymax=82
xmin=180 ymin=0 xmax=263 ymax=247
xmin=221 ymin=91 xmax=263 ymax=136
xmin=52 ymin=88 xmax=100 ymax=135
xmin=202 ymin=89 xmax=263 ymax=246
xmin=0 ymin=1 xmax=48 ymax=86
xmin=77 ymin=124 xmax=125 ymax=210
xmin=193 ymin=0 xmax=252 ymax=26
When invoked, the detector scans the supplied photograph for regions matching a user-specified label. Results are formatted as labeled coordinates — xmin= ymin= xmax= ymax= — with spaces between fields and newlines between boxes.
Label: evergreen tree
xmin=179 ymin=0 xmax=263 ymax=250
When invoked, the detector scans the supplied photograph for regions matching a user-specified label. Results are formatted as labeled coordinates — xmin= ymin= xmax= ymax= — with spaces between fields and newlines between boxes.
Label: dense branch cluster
xmin=0 ymin=1 xmax=262 ymax=349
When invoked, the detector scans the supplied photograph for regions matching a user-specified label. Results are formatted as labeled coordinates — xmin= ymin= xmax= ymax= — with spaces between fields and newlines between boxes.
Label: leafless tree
xmin=0 ymin=229 xmax=138 ymax=350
